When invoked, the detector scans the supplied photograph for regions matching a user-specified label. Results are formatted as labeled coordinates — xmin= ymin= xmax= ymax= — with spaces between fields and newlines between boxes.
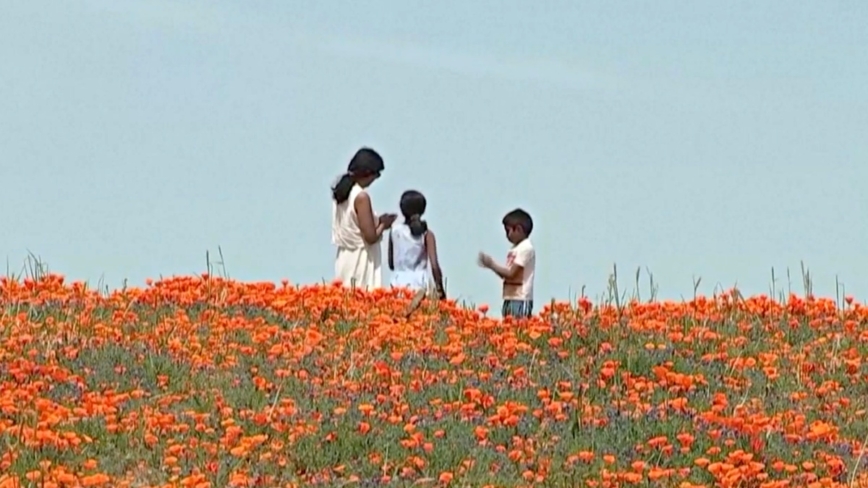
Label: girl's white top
xmin=331 ymin=184 xmax=382 ymax=290
xmin=389 ymin=222 xmax=429 ymax=290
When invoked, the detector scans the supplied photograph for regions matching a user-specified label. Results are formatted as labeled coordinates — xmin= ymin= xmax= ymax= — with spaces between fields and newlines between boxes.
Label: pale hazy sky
xmin=1 ymin=1 xmax=866 ymax=308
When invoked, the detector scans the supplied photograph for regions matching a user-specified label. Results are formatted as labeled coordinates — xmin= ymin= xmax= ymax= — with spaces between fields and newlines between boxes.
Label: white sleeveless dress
xmin=332 ymin=184 xmax=382 ymax=290
xmin=389 ymin=223 xmax=430 ymax=291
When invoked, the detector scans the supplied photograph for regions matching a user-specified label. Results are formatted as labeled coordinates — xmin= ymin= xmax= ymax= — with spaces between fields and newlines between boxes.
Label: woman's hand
xmin=379 ymin=213 xmax=398 ymax=229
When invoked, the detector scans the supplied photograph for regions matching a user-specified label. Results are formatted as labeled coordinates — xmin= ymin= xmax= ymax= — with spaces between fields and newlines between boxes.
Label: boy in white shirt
xmin=478 ymin=208 xmax=536 ymax=319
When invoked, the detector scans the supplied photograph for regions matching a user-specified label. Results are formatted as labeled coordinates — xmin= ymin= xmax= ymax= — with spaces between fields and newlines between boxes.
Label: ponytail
xmin=332 ymin=173 xmax=354 ymax=204
xmin=408 ymin=214 xmax=428 ymax=237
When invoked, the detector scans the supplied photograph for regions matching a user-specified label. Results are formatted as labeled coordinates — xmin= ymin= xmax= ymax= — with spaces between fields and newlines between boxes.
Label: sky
xmin=1 ymin=1 xmax=866 ymax=310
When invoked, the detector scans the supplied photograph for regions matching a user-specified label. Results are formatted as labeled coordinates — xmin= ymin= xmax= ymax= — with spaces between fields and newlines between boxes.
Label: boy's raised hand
xmin=477 ymin=252 xmax=493 ymax=269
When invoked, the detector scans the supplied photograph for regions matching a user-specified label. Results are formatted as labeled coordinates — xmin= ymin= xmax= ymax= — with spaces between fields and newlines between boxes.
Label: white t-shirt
xmin=503 ymin=238 xmax=535 ymax=300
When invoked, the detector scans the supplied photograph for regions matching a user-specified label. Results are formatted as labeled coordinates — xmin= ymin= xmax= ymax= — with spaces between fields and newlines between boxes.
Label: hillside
xmin=1 ymin=274 xmax=867 ymax=487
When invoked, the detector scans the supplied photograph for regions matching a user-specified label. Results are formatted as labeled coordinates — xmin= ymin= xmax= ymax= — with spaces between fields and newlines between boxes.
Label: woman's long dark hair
xmin=332 ymin=148 xmax=385 ymax=204
xmin=332 ymin=174 xmax=356 ymax=204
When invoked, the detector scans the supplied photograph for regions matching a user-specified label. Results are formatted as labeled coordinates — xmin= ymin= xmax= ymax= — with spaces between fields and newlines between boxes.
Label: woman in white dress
xmin=331 ymin=147 xmax=396 ymax=290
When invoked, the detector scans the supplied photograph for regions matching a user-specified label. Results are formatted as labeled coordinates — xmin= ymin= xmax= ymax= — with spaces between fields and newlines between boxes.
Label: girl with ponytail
xmin=387 ymin=190 xmax=446 ymax=299
xmin=331 ymin=147 xmax=396 ymax=290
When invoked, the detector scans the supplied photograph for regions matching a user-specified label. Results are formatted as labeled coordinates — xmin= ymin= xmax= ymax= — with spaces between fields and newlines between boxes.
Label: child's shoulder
xmin=514 ymin=238 xmax=535 ymax=255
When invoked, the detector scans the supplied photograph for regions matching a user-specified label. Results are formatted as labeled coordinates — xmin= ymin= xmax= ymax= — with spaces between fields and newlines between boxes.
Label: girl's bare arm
xmin=387 ymin=232 xmax=395 ymax=271
xmin=425 ymin=230 xmax=445 ymax=298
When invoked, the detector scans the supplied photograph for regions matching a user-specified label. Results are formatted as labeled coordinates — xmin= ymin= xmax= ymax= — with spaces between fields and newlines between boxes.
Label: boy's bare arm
xmin=478 ymin=253 xmax=522 ymax=280
xmin=490 ymin=262 xmax=523 ymax=281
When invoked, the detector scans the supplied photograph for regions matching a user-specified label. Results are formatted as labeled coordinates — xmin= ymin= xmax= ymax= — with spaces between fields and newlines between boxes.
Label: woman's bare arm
xmin=425 ymin=230 xmax=445 ymax=298
xmin=354 ymin=192 xmax=386 ymax=245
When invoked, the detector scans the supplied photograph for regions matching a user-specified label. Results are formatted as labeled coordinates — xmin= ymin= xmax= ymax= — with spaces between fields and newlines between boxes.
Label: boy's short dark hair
xmin=502 ymin=208 xmax=533 ymax=236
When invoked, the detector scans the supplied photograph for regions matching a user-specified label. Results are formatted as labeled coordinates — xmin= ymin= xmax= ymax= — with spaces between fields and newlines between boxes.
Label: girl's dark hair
xmin=332 ymin=147 xmax=385 ymax=204
xmin=400 ymin=190 xmax=428 ymax=237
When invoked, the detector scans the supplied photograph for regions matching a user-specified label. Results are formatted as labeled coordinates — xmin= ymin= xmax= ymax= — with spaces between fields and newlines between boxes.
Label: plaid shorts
xmin=502 ymin=299 xmax=533 ymax=319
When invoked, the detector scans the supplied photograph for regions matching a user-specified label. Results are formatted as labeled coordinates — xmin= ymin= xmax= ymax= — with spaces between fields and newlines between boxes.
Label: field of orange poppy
xmin=2 ymin=273 xmax=868 ymax=488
